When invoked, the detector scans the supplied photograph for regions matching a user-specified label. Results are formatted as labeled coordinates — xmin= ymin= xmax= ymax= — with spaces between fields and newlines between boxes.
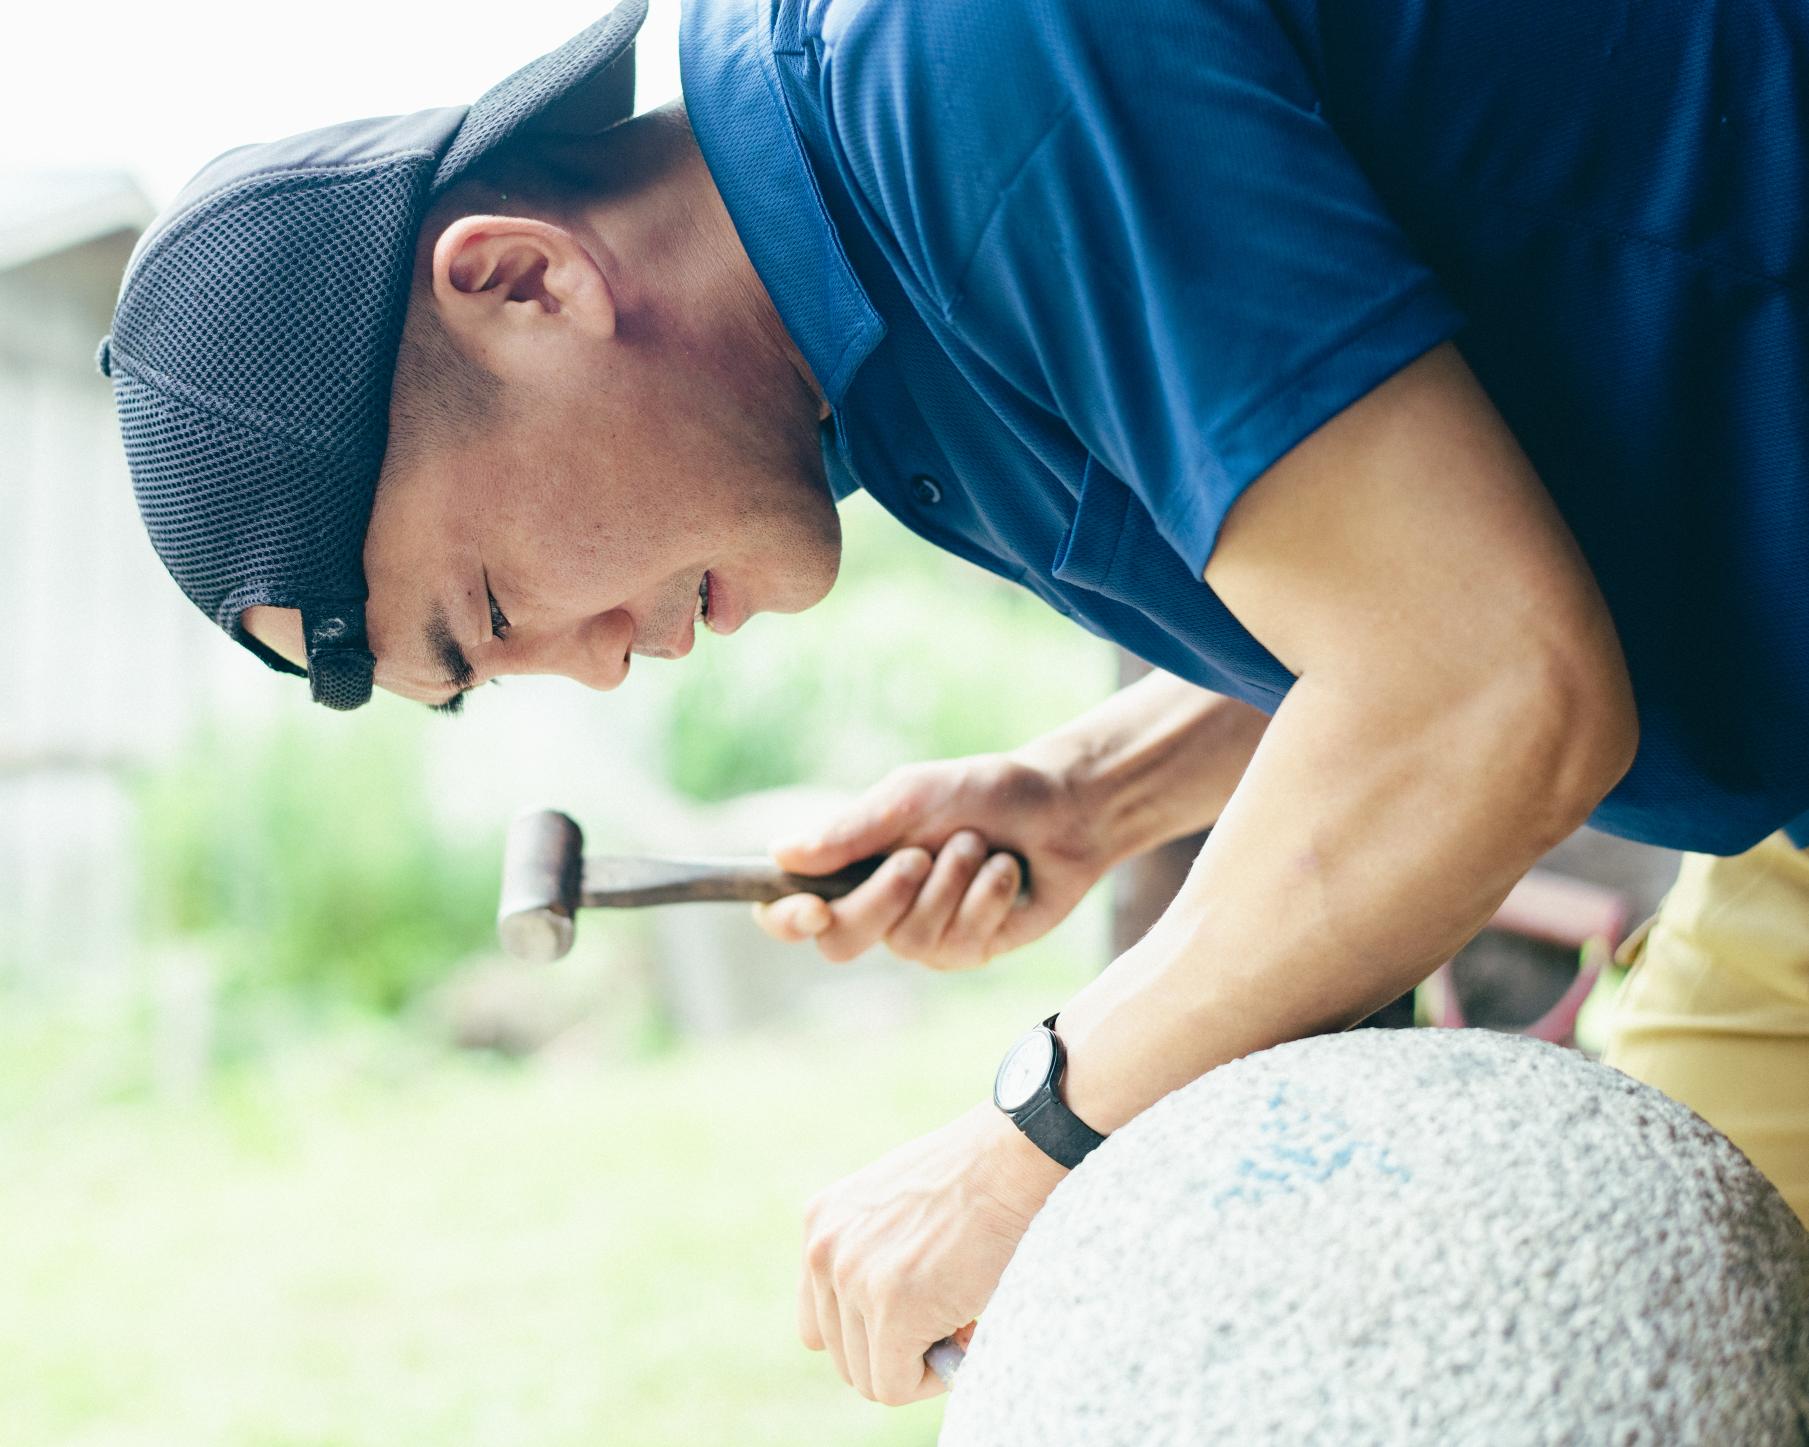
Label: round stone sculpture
xmin=941 ymin=1028 xmax=1809 ymax=1446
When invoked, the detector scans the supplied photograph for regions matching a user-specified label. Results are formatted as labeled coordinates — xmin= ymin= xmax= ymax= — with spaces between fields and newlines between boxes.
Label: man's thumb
xmin=771 ymin=805 xmax=907 ymax=875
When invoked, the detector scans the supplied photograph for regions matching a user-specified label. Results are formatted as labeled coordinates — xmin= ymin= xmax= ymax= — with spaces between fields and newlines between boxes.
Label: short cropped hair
xmin=383 ymin=150 xmax=581 ymax=474
xmin=380 ymin=118 xmax=663 ymax=476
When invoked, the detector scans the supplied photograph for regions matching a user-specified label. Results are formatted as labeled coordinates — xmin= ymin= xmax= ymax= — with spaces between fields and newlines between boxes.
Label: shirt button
xmin=909 ymin=474 xmax=944 ymax=506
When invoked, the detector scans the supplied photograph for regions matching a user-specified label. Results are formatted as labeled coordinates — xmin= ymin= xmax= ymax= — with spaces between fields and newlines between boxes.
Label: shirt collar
xmin=818 ymin=418 xmax=863 ymax=501
xmin=679 ymin=0 xmax=886 ymax=409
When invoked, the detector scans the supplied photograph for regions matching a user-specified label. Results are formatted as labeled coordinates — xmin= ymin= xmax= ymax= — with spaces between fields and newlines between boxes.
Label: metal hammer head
xmin=497 ymin=808 xmax=584 ymax=963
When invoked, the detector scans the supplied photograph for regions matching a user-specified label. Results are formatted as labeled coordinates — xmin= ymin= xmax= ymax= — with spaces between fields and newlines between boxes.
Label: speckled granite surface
xmin=941 ymin=1029 xmax=1809 ymax=1446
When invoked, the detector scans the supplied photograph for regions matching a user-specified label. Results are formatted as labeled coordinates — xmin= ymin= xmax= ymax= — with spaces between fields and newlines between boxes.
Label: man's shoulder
xmin=804 ymin=0 xmax=1082 ymax=310
xmin=801 ymin=0 xmax=1297 ymax=313
xmin=809 ymin=0 xmax=1281 ymax=108
xmin=808 ymin=0 xmax=1133 ymax=147
xmin=808 ymin=0 xmax=1037 ymax=67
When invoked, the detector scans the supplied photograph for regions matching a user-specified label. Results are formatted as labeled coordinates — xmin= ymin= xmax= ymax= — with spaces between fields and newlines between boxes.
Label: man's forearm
xmin=1050 ymin=662 xmax=1630 ymax=1136
xmin=1013 ymin=669 xmax=1270 ymax=869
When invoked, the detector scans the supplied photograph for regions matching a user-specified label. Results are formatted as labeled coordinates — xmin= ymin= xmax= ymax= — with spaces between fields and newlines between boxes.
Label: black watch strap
xmin=1012 ymin=1014 xmax=1108 ymax=1170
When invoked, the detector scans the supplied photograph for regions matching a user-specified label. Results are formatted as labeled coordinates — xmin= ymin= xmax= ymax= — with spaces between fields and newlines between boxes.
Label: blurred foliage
xmin=661 ymin=495 xmax=1110 ymax=802
xmin=0 ymin=953 xmax=1093 ymax=1447
xmin=135 ymin=708 xmax=500 ymax=1017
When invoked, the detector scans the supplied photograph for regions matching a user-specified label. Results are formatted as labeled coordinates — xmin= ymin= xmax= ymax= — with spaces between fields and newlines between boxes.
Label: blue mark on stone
xmin=1212 ymin=1085 xmax=1413 ymax=1208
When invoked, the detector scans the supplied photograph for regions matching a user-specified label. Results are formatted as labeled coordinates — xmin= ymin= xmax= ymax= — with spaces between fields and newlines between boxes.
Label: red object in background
xmin=1430 ymin=870 xmax=1634 ymax=1046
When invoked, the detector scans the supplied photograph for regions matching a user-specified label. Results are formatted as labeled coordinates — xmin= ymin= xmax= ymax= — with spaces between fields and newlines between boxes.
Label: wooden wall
xmin=0 ymin=228 xmax=221 ymax=982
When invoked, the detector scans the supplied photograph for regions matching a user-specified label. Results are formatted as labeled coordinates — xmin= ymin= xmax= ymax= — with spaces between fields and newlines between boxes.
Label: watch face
xmin=995 ymin=1030 xmax=1056 ymax=1112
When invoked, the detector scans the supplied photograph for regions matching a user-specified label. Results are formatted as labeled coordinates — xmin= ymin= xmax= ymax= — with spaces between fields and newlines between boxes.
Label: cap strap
xmin=302 ymin=602 xmax=376 ymax=711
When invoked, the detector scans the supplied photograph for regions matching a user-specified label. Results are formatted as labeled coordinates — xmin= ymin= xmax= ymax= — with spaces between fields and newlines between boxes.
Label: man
xmin=103 ymin=0 xmax=1808 ymax=1409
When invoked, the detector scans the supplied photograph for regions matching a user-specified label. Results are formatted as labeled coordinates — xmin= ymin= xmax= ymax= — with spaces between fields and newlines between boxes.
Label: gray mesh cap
xmin=99 ymin=0 xmax=647 ymax=710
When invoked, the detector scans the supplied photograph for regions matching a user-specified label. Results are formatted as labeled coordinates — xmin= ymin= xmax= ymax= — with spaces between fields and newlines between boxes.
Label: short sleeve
xmin=819 ymin=0 xmax=1465 ymax=577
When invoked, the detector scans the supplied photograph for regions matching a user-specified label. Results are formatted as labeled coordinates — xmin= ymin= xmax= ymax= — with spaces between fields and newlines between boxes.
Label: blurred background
xmin=0 ymin=4 xmax=1116 ymax=1442
xmin=0 ymin=4 xmax=1682 ymax=1444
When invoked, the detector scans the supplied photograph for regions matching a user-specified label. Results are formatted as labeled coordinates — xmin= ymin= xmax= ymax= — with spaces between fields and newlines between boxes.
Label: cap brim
xmin=435 ymin=0 xmax=647 ymax=194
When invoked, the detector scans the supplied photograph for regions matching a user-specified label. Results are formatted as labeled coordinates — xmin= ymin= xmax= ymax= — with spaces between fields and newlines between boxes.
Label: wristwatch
xmin=992 ymin=1014 xmax=1108 ymax=1169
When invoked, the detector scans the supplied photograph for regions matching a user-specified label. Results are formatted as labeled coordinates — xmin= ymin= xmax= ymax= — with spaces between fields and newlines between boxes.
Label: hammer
xmin=494 ymin=807 xmax=1023 ymax=1385
xmin=496 ymin=807 xmax=1028 ymax=965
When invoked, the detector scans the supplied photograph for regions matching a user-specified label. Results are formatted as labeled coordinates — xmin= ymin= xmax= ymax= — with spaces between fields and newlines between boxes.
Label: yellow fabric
xmin=1604 ymin=830 xmax=1809 ymax=1226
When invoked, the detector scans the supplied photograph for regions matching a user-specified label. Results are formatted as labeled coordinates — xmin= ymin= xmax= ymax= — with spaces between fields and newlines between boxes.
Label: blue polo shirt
xmin=679 ymin=0 xmax=1809 ymax=856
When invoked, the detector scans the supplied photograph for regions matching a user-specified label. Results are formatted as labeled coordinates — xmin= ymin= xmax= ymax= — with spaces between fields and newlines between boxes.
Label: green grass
xmin=0 ymin=953 xmax=1089 ymax=1447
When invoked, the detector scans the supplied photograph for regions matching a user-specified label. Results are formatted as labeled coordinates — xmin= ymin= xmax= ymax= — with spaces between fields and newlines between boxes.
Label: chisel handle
xmin=925 ymin=1335 xmax=966 ymax=1386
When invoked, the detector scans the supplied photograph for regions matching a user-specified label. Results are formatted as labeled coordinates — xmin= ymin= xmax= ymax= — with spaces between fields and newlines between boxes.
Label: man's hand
xmin=752 ymin=751 xmax=1110 ymax=970
xmin=798 ymin=1102 xmax=1067 ymax=1404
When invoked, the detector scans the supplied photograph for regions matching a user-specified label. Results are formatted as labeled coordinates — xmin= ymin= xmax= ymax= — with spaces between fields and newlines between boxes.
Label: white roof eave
xmin=0 ymin=171 xmax=154 ymax=274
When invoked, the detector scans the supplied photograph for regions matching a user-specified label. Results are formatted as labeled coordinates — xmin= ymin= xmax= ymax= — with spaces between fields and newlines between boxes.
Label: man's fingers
xmin=755 ymin=846 xmax=934 ymax=960
xmin=814 ymin=1269 xmax=850 ymax=1388
xmin=765 ymin=839 xmax=1017 ymax=968
xmin=888 ymin=830 xmax=988 ymax=962
xmin=797 ymin=1258 xmax=825 ymax=1353
xmin=753 ymin=894 xmax=832 ymax=941
xmin=808 ymin=848 xmax=933 ymax=964
xmin=937 ymin=852 xmax=1023 ymax=966
xmin=839 ymin=1297 xmax=874 ymax=1399
xmin=873 ymin=1322 xmax=948 ymax=1406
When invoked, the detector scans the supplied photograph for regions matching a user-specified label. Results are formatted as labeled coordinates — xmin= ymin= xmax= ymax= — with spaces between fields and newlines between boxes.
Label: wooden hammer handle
xmin=579 ymin=854 xmax=892 ymax=908
xmin=578 ymin=851 xmax=1033 ymax=908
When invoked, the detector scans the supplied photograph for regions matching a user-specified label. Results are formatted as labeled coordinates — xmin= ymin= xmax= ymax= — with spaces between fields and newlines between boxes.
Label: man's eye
xmin=487 ymin=590 xmax=511 ymax=640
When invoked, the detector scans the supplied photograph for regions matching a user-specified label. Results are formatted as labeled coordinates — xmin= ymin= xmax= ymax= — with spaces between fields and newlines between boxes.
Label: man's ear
xmin=429 ymin=215 xmax=617 ymax=369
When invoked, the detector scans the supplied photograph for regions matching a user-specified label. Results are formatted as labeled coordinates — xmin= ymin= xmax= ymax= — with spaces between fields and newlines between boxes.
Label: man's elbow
xmin=1511 ymin=637 xmax=1640 ymax=846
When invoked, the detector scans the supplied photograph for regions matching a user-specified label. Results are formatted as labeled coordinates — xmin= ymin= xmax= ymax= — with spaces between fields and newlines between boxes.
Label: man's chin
xmin=762 ymin=547 xmax=841 ymax=618
xmin=792 ymin=557 xmax=842 ymax=614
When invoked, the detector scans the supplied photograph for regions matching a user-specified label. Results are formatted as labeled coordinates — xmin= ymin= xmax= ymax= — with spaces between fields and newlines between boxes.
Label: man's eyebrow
xmin=424 ymin=604 xmax=475 ymax=716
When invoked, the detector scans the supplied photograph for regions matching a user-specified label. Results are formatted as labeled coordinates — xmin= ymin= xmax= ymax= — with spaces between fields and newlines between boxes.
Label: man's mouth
xmin=702 ymin=569 xmax=744 ymax=635
xmin=688 ymin=569 xmax=746 ymax=638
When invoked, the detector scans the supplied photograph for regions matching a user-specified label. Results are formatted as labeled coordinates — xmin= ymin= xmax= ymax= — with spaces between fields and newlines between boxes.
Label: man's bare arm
xmin=1014 ymin=670 xmax=1270 ymax=867
xmin=1049 ymin=342 xmax=1638 ymax=1134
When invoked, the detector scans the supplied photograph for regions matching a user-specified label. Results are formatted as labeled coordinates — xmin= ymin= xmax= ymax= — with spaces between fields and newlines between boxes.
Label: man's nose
xmin=566 ymin=611 xmax=634 ymax=689
xmin=502 ymin=611 xmax=634 ymax=690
